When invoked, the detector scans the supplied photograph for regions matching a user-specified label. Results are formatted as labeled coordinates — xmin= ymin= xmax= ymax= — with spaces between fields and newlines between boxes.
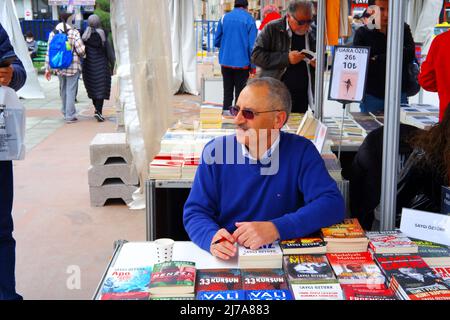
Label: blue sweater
xmin=214 ymin=8 xmax=257 ymax=68
xmin=183 ymin=132 xmax=345 ymax=252
xmin=0 ymin=24 xmax=26 ymax=91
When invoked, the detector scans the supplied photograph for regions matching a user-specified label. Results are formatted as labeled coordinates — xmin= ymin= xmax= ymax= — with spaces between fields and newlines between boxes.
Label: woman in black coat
xmin=82 ymin=14 xmax=115 ymax=122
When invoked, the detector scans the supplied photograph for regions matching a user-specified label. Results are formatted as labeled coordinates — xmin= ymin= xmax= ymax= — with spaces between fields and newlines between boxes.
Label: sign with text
xmin=400 ymin=208 xmax=450 ymax=246
xmin=328 ymin=46 xmax=370 ymax=103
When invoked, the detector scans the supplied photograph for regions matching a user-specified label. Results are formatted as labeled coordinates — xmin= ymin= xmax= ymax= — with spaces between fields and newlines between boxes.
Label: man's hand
xmin=45 ymin=70 xmax=52 ymax=81
xmin=210 ymin=228 xmax=237 ymax=260
xmin=233 ymin=221 xmax=280 ymax=250
xmin=0 ymin=65 xmax=14 ymax=86
xmin=289 ymin=51 xmax=304 ymax=65
xmin=309 ymin=59 xmax=316 ymax=68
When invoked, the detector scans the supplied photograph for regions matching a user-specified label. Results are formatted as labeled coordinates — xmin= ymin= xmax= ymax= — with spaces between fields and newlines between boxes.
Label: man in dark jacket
xmin=251 ymin=0 xmax=316 ymax=114
xmin=0 ymin=23 xmax=26 ymax=300
xmin=353 ymin=0 xmax=415 ymax=113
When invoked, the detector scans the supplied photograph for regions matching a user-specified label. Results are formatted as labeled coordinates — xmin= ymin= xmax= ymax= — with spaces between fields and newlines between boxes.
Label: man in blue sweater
xmin=0 ymin=23 xmax=26 ymax=300
xmin=214 ymin=0 xmax=257 ymax=111
xmin=183 ymin=77 xmax=345 ymax=260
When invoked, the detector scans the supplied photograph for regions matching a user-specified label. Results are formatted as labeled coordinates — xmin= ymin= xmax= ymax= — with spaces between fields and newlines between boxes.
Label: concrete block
xmin=90 ymin=133 xmax=133 ymax=166
xmin=89 ymin=182 xmax=139 ymax=207
xmin=88 ymin=162 xmax=139 ymax=187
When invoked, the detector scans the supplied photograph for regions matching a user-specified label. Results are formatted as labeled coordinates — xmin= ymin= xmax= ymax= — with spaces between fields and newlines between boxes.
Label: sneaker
xmin=65 ymin=117 xmax=78 ymax=124
xmin=94 ymin=112 xmax=105 ymax=122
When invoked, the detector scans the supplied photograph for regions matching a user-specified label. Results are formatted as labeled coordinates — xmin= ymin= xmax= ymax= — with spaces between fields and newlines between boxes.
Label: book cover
xmin=341 ymin=284 xmax=397 ymax=300
xmin=442 ymin=186 xmax=450 ymax=215
xmin=238 ymin=242 xmax=282 ymax=259
xmin=246 ymin=289 xmax=293 ymax=300
xmin=432 ymin=267 xmax=450 ymax=287
xmin=280 ymin=237 xmax=327 ymax=254
xmin=195 ymin=269 xmax=242 ymax=292
xmin=411 ymin=238 xmax=450 ymax=258
xmin=241 ymin=269 xmax=288 ymax=291
xmin=196 ymin=290 xmax=246 ymax=300
xmin=327 ymin=252 xmax=385 ymax=285
xmin=100 ymin=266 xmax=152 ymax=300
xmin=283 ymin=254 xmax=336 ymax=284
xmin=149 ymin=261 xmax=196 ymax=295
xmin=321 ymin=218 xmax=366 ymax=241
xmin=366 ymin=230 xmax=418 ymax=253
xmin=290 ymin=283 xmax=344 ymax=300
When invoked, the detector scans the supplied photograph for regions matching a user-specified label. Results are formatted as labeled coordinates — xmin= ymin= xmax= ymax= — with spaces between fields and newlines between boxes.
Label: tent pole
xmin=314 ymin=0 xmax=326 ymax=120
xmin=380 ymin=0 xmax=406 ymax=231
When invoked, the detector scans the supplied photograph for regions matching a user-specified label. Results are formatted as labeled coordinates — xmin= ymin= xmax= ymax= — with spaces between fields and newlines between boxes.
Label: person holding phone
xmin=0 ymin=23 xmax=26 ymax=300
xmin=251 ymin=0 xmax=317 ymax=114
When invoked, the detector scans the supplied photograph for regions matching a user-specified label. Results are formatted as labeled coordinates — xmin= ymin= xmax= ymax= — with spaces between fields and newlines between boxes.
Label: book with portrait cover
xmin=241 ymin=269 xmax=288 ymax=291
xmin=283 ymin=254 xmax=336 ymax=284
xmin=149 ymin=261 xmax=196 ymax=297
xmin=341 ymin=284 xmax=397 ymax=300
xmin=432 ymin=266 xmax=450 ymax=287
xmin=279 ymin=237 xmax=327 ymax=255
xmin=195 ymin=268 xmax=242 ymax=292
xmin=327 ymin=252 xmax=385 ymax=285
xmin=99 ymin=266 xmax=152 ymax=300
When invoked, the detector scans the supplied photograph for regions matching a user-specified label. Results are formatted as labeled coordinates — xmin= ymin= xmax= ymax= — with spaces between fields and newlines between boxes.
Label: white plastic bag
xmin=0 ymin=86 xmax=26 ymax=160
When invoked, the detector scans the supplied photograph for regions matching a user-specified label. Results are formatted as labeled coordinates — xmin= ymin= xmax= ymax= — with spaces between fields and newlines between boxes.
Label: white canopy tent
xmin=0 ymin=0 xmax=44 ymax=99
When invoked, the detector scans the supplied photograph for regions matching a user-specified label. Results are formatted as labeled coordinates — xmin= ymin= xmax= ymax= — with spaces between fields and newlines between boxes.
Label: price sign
xmin=328 ymin=46 xmax=370 ymax=103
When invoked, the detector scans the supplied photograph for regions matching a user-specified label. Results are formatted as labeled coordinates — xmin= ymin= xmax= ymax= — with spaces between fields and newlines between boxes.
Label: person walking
xmin=81 ymin=14 xmax=115 ymax=122
xmin=45 ymin=12 xmax=85 ymax=124
xmin=214 ymin=0 xmax=257 ymax=111
xmin=0 ymin=23 xmax=26 ymax=301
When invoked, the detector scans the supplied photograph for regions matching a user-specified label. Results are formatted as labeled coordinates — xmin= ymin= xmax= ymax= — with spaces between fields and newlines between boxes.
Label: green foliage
xmin=96 ymin=0 xmax=110 ymax=12
xmin=93 ymin=0 xmax=111 ymax=33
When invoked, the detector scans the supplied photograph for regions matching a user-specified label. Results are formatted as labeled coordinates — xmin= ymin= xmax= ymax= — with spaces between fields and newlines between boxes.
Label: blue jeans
xmin=359 ymin=93 xmax=408 ymax=113
xmin=0 ymin=161 xmax=22 ymax=300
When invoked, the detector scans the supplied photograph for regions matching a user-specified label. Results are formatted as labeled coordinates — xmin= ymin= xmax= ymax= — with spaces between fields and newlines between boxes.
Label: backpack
xmin=48 ymin=24 xmax=73 ymax=69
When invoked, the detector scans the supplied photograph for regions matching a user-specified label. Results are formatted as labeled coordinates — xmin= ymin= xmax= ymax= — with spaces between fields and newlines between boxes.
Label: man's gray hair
xmin=247 ymin=77 xmax=292 ymax=118
xmin=288 ymin=0 xmax=314 ymax=16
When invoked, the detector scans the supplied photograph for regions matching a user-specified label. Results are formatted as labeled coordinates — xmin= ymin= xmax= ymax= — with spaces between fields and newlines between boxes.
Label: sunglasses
xmin=230 ymin=105 xmax=282 ymax=120
xmin=289 ymin=14 xmax=314 ymax=26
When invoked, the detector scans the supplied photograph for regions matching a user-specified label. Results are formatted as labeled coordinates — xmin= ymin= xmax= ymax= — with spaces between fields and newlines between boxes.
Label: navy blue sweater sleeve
xmin=183 ymin=142 xmax=222 ymax=253
xmin=0 ymin=24 xmax=26 ymax=91
xmin=271 ymin=142 xmax=345 ymax=239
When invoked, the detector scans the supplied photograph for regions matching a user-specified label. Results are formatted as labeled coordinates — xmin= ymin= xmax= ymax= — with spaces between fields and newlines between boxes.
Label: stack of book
xmin=411 ymin=238 xmax=450 ymax=267
xmin=181 ymin=154 xmax=200 ymax=180
xmin=349 ymin=112 xmax=383 ymax=133
xmin=374 ymin=254 xmax=450 ymax=300
xmin=200 ymin=104 xmax=223 ymax=129
xmin=238 ymin=242 xmax=283 ymax=269
xmin=432 ymin=266 xmax=450 ymax=287
xmin=366 ymin=230 xmax=418 ymax=254
xmin=321 ymin=219 xmax=369 ymax=253
xmin=279 ymin=237 xmax=327 ymax=255
xmin=400 ymin=103 xmax=439 ymax=127
xmin=327 ymin=252 xmax=385 ymax=285
xmin=149 ymin=156 xmax=184 ymax=179
xmin=321 ymin=153 xmax=342 ymax=181
xmin=283 ymin=254 xmax=343 ymax=300
xmin=148 ymin=261 xmax=196 ymax=299
xmin=98 ymin=266 xmax=153 ymax=300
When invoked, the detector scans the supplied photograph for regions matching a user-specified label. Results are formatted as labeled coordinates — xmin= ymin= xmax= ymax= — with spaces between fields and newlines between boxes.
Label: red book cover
xmin=341 ymin=284 xmax=396 ymax=300
xmin=242 ymin=269 xmax=288 ymax=291
xmin=195 ymin=269 xmax=242 ymax=292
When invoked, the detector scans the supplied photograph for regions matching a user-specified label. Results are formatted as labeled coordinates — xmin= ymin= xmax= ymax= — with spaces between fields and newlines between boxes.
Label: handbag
xmin=0 ymin=86 xmax=26 ymax=160
xmin=405 ymin=59 xmax=420 ymax=97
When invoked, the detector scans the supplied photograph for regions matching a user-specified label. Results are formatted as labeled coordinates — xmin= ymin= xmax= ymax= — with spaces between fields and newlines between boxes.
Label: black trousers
xmin=0 ymin=161 xmax=21 ymax=300
xmin=221 ymin=67 xmax=249 ymax=110
xmin=93 ymin=99 xmax=104 ymax=114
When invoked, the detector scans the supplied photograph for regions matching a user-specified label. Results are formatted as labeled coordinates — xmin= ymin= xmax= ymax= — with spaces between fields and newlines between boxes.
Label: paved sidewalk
xmin=13 ymin=75 xmax=147 ymax=300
